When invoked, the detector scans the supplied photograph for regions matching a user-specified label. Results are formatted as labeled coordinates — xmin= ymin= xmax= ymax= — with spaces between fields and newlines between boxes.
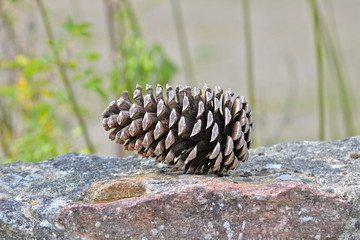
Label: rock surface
xmin=0 ymin=137 xmax=360 ymax=239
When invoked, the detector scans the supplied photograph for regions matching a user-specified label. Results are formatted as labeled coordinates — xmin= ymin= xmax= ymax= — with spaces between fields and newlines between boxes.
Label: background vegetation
xmin=0 ymin=0 xmax=358 ymax=163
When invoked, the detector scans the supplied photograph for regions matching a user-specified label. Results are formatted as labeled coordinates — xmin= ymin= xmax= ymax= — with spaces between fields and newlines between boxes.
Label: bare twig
xmin=104 ymin=0 xmax=118 ymax=58
xmin=35 ymin=0 xmax=95 ymax=153
xmin=0 ymin=0 xmax=22 ymax=56
xmin=170 ymin=0 xmax=196 ymax=85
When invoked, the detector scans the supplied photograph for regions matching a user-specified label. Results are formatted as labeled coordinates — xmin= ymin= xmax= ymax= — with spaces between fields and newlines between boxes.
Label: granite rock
xmin=1 ymin=137 xmax=360 ymax=239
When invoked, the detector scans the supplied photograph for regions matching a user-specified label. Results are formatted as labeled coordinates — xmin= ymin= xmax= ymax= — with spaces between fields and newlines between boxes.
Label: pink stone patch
xmin=59 ymin=182 xmax=348 ymax=239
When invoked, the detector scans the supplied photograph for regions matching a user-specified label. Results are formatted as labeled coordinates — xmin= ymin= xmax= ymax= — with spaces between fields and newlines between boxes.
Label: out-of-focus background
xmin=0 ymin=0 xmax=359 ymax=163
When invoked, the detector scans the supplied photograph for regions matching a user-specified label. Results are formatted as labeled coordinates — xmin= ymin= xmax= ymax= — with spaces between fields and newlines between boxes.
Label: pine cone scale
xmin=209 ymin=142 xmax=221 ymax=159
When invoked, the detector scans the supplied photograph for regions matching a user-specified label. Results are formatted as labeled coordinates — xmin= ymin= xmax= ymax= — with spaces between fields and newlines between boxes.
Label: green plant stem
xmin=327 ymin=88 xmax=340 ymax=139
xmin=0 ymin=136 xmax=12 ymax=159
xmin=170 ymin=0 xmax=196 ymax=85
xmin=0 ymin=101 xmax=13 ymax=158
xmin=123 ymin=0 xmax=141 ymax=37
xmin=35 ymin=0 xmax=95 ymax=153
xmin=242 ymin=0 xmax=256 ymax=145
xmin=242 ymin=0 xmax=255 ymax=114
xmin=309 ymin=0 xmax=325 ymax=140
xmin=321 ymin=25 xmax=356 ymax=136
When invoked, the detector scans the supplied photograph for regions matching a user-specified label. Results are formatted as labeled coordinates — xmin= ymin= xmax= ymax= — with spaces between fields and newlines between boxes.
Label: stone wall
xmin=1 ymin=137 xmax=360 ymax=239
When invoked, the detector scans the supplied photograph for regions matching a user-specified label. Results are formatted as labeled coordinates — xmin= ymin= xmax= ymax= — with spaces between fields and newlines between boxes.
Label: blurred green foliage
xmin=1 ymin=0 xmax=357 ymax=164
xmin=0 ymin=0 xmax=175 ymax=163
xmin=0 ymin=53 xmax=72 ymax=163
xmin=105 ymin=0 xmax=176 ymax=96
xmin=117 ymin=36 xmax=176 ymax=92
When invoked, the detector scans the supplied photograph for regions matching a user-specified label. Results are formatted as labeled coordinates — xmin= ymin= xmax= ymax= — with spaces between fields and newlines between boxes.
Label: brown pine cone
xmin=102 ymin=84 xmax=254 ymax=174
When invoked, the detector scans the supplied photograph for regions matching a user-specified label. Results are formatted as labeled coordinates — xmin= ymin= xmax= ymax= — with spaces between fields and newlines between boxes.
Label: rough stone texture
xmin=1 ymin=137 xmax=360 ymax=240
xmin=60 ymin=182 xmax=348 ymax=240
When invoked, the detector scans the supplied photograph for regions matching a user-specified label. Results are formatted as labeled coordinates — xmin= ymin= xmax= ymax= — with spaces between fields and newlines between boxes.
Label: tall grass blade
xmin=308 ymin=0 xmax=325 ymax=140
xmin=323 ymin=0 xmax=357 ymax=136
xmin=327 ymin=88 xmax=340 ymax=139
xmin=320 ymin=25 xmax=356 ymax=136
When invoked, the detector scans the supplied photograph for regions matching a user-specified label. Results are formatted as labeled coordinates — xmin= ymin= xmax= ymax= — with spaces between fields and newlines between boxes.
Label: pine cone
xmin=102 ymin=84 xmax=254 ymax=174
